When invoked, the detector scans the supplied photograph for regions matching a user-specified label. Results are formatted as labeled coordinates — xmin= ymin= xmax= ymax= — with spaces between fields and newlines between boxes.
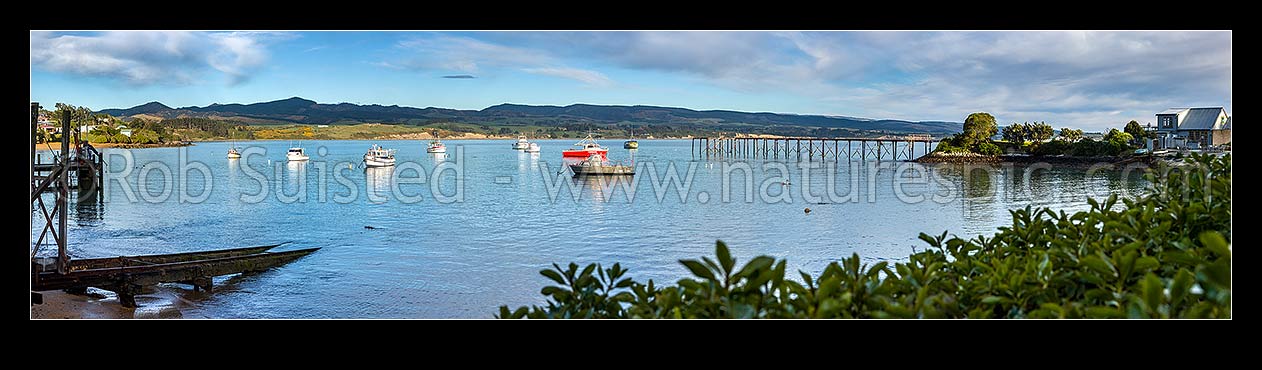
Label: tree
xmin=1058 ymin=128 xmax=1083 ymax=142
xmin=1029 ymin=122 xmax=1054 ymax=142
xmin=961 ymin=112 xmax=997 ymax=147
xmin=1104 ymin=128 xmax=1134 ymax=152
xmin=1002 ymin=123 xmax=1027 ymax=143
xmin=1124 ymin=120 xmax=1146 ymax=145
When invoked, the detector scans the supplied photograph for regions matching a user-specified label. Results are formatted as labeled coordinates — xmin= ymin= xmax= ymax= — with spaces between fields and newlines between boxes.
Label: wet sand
xmin=30 ymin=290 xmax=133 ymax=319
xmin=31 ymin=289 xmax=186 ymax=319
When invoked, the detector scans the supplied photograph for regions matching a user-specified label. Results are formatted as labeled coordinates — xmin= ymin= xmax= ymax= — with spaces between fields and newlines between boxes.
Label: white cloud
xmin=522 ymin=67 xmax=612 ymax=87
xmin=30 ymin=31 xmax=289 ymax=86
xmin=515 ymin=31 xmax=1230 ymax=130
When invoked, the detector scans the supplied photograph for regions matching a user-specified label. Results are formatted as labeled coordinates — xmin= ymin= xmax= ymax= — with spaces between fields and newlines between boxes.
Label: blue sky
xmin=31 ymin=31 xmax=1231 ymax=131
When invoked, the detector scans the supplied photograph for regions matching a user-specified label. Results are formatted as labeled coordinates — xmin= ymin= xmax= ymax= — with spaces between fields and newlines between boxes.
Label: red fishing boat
xmin=562 ymin=134 xmax=608 ymax=159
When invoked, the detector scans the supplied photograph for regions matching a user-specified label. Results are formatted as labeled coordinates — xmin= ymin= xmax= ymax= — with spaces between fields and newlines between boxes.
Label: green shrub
xmin=129 ymin=129 xmax=160 ymax=144
xmin=974 ymin=142 xmax=1002 ymax=156
xmin=1066 ymin=139 xmax=1128 ymax=157
xmin=499 ymin=154 xmax=1231 ymax=319
xmin=1031 ymin=140 xmax=1071 ymax=156
xmin=1105 ymin=128 xmax=1134 ymax=150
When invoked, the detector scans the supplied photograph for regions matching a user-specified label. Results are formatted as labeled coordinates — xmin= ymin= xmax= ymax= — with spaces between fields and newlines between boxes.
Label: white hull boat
xmin=287 ymin=147 xmax=309 ymax=161
xmin=363 ymin=144 xmax=397 ymax=167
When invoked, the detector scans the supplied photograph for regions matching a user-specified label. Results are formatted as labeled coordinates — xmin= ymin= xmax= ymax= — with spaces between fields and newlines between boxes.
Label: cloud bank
xmin=30 ymin=31 xmax=289 ymax=86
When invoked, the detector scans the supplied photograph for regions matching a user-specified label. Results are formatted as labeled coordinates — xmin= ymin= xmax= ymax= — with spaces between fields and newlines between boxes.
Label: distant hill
xmin=99 ymin=97 xmax=960 ymax=135
xmin=98 ymin=101 xmax=173 ymax=116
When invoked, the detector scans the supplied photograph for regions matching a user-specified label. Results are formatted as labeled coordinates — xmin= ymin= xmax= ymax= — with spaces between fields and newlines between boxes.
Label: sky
xmin=30 ymin=31 xmax=1231 ymax=131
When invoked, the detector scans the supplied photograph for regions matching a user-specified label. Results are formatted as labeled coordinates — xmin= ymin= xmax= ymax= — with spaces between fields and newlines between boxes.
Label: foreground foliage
xmin=498 ymin=154 xmax=1230 ymax=319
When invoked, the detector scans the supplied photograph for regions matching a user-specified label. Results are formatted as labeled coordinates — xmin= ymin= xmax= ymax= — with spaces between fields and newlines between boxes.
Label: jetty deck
xmin=692 ymin=135 xmax=940 ymax=161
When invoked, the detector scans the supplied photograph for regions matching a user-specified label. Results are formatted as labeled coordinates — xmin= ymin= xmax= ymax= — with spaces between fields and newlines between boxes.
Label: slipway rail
xmin=33 ymin=247 xmax=320 ymax=307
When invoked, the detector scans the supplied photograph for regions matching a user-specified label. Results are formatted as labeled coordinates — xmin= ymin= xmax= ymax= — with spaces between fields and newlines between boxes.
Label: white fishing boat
xmin=427 ymin=136 xmax=447 ymax=153
xmin=525 ymin=142 xmax=541 ymax=153
xmin=512 ymin=135 xmax=530 ymax=150
xmin=286 ymin=147 xmax=309 ymax=161
xmin=362 ymin=144 xmax=397 ymax=167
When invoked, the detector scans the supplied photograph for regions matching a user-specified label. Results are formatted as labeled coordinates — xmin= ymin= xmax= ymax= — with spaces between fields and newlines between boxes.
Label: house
xmin=120 ymin=128 xmax=134 ymax=137
xmin=1153 ymin=107 xmax=1231 ymax=149
xmin=1083 ymin=132 xmax=1105 ymax=141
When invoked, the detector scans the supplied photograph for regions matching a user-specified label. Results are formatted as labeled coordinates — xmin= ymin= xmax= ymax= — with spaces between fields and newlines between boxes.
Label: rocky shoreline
xmin=915 ymin=152 xmax=1155 ymax=167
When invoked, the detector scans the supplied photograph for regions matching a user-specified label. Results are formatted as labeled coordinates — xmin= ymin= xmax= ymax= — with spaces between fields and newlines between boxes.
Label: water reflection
xmin=74 ymin=193 xmax=105 ymax=226
xmin=365 ymin=166 xmax=394 ymax=198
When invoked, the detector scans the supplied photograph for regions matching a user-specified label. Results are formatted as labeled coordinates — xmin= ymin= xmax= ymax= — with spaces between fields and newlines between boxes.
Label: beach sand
xmin=31 ymin=288 xmax=187 ymax=319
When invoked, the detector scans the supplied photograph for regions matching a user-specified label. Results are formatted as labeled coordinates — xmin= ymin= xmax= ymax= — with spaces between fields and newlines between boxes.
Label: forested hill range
xmin=99 ymin=97 xmax=960 ymax=136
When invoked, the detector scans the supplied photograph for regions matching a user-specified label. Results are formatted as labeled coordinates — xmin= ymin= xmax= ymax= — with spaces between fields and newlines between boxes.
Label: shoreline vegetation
xmin=915 ymin=112 xmax=1167 ymax=165
xmin=499 ymin=154 xmax=1231 ymax=319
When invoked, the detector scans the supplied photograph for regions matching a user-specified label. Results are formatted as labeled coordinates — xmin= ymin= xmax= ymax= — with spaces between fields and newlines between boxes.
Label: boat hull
xmin=623 ymin=141 xmax=638 ymax=149
xmin=570 ymin=164 xmax=635 ymax=176
xmin=227 ymin=153 xmax=241 ymax=159
xmin=427 ymin=147 xmax=447 ymax=153
xmin=364 ymin=158 xmax=396 ymax=167
xmin=563 ymin=149 xmax=608 ymax=159
xmin=287 ymin=154 xmax=309 ymax=161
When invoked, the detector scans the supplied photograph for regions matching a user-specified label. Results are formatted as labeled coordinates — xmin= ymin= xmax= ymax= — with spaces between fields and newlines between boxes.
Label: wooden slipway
xmin=32 ymin=244 xmax=319 ymax=308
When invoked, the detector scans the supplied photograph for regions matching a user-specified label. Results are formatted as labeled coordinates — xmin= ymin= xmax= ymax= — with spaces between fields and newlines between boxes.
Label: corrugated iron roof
xmin=1179 ymin=107 xmax=1225 ymax=130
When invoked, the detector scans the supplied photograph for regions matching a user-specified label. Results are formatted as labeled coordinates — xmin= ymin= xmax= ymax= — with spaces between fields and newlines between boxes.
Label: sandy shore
xmin=31 ymin=290 xmax=134 ymax=319
xmin=31 ymin=289 xmax=186 ymax=319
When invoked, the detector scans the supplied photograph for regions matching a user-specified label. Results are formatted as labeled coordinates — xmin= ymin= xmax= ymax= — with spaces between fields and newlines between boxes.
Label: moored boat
xmin=286 ymin=147 xmax=309 ymax=161
xmin=427 ymin=137 xmax=447 ymax=153
xmin=562 ymin=134 xmax=608 ymax=159
xmin=525 ymin=142 xmax=541 ymax=153
xmin=569 ymin=153 xmax=634 ymax=176
xmin=362 ymin=144 xmax=397 ymax=167
xmin=624 ymin=130 xmax=639 ymax=149
xmin=227 ymin=132 xmax=242 ymax=158
xmin=512 ymin=135 xmax=530 ymax=150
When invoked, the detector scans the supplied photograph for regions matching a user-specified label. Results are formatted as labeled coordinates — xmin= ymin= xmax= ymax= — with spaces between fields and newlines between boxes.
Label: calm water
xmin=33 ymin=139 xmax=1149 ymax=318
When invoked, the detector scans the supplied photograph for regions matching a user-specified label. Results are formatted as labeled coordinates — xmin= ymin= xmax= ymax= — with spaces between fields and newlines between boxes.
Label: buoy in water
xmin=804 ymin=208 xmax=812 ymax=214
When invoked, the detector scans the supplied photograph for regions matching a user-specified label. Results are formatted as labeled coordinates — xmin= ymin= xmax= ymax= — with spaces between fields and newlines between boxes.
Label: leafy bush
xmin=110 ymin=133 xmax=131 ymax=144
xmin=932 ymin=137 xmax=969 ymax=154
xmin=1067 ymin=138 xmax=1128 ymax=157
xmin=129 ymin=129 xmax=161 ymax=144
xmin=974 ymin=142 xmax=1002 ymax=156
xmin=1105 ymin=128 xmax=1134 ymax=150
xmin=1031 ymin=139 xmax=1071 ymax=156
xmin=499 ymin=154 xmax=1231 ymax=319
